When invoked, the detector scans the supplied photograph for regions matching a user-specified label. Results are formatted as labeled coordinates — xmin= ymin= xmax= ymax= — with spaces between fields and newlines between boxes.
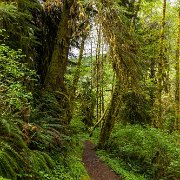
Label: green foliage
xmin=58 ymin=124 xmax=89 ymax=180
xmin=0 ymin=114 xmax=56 ymax=179
xmin=97 ymin=150 xmax=146 ymax=180
xmin=0 ymin=117 xmax=27 ymax=151
xmin=54 ymin=153 xmax=87 ymax=179
xmin=120 ymin=90 xmax=151 ymax=125
xmin=137 ymin=0 xmax=178 ymax=128
xmin=105 ymin=124 xmax=180 ymax=179
xmin=31 ymin=92 xmax=67 ymax=122
xmin=0 ymin=32 xmax=57 ymax=179
xmin=0 ymin=2 xmax=21 ymax=22
xmin=35 ymin=117 xmax=89 ymax=180
xmin=0 ymin=1 xmax=42 ymax=58
xmin=0 ymin=141 xmax=22 ymax=180
xmin=29 ymin=151 xmax=55 ymax=175
xmin=23 ymin=93 xmax=88 ymax=179
xmin=29 ymin=92 xmax=71 ymax=152
xmin=80 ymin=79 xmax=96 ymax=127
xmin=0 ymin=41 xmax=36 ymax=111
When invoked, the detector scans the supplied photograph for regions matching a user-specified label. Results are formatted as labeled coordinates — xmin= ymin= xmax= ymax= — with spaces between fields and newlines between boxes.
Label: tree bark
xmin=96 ymin=27 xmax=102 ymax=122
xmin=44 ymin=0 xmax=75 ymax=124
xmin=156 ymin=0 xmax=166 ymax=128
xmin=72 ymin=35 xmax=86 ymax=97
xmin=44 ymin=0 xmax=74 ymax=92
xmin=98 ymin=84 xmax=120 ymax=149
xmin=174 ymin=11 xmax=180 ymax=130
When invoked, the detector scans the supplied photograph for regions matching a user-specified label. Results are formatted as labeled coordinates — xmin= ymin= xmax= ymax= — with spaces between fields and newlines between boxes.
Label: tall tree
xmin=174 ymin=10 xmax=180 ymax=130
xmin=156 ymin=0 xmax=167 ymax=128
xmin=44 ymin=0 xmax=75 ymax=92
xmin=98 ymin=83 xmax=120 ymax=148
xmin=43 ymin=0 xmax=80 ymax=124
xmin=72 ymin=35 xmax=86 ymax=97
xmin=97 ymin=0 xmax=140 ymax=148
xmin=95 ymin=26 xmax=102 ymax=121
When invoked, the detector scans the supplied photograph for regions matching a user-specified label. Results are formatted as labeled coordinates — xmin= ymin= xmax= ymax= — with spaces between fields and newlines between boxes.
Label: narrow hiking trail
xmin=82 ymin=141 xmax=121 ymax=180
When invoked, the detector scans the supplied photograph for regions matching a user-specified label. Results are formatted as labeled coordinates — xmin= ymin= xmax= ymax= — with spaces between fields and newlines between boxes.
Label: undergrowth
xmin=0 ymin=96 xmax=89 ymax=179
xmin=0 ymin=39 xmax=88 ymax=179
xmin=97 ymin=124 xmax=180 ymax=180
xmin=97 ymin=150 xmax=146 ymax=180
xmin=32 ymin=115 xmax=89 ymax=180
xmin=0 ymin=40 xmax=57 ymax=179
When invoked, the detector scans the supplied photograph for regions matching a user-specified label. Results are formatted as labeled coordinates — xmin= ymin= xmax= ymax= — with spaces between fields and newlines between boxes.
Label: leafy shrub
xmin=106 ymin=124 xmax=180 ymax=179
xmin=121 ymin=90 xmax=151 ymax=125
xmin=97 ymin=150 xmax=146 ymax=180
xmin=0 ymin=34 xmax=56 ymax=179
xmin=80 ymin=79 xmax=96 ymax=128
xmin=36 ymin=120 xmax=89 ymax=180
xmin=0 ymin=29 xmax=87 ymax=180
xmin=0 ymin=40 xmax=36 ymax=112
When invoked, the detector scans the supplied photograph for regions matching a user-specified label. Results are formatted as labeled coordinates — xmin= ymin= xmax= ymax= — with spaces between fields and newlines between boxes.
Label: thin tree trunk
xmin=90 ymin=39 xmax=93 ymax=91
xmin=96 ymin=27 xmax=101 ymax=122
xmin=101 ymin=44 xmax=105 ymax=114
xmin=96 ymin=52 xmax=99 ymax=122
xmin=72 ymin=35 xmax=86 ymax=97
xmin=99 ymin=44 xmax=104 ymax=117
xmin=174 ymin=11 xmax=180 ymax=130
xmin=98 ymin=83 xmax=120 ymax=149
xmin=133 ymin=0 xmax=142 ymax=25
xmin=89 ymin=106 xmax=109 ymax=137
xmin=156 ymin=0 xmax=166 ymax=128
xmin=111 ymin=72 xmax=116 ymax=96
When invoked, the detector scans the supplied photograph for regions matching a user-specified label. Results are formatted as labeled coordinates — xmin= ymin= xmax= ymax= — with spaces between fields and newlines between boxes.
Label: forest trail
xmin=82 ymin=141 xmax=121 ymax=180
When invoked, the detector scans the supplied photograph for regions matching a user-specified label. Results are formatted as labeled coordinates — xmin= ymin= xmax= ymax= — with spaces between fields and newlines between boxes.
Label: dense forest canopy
xmin=0 ymin=0 xmax=179 ymax=179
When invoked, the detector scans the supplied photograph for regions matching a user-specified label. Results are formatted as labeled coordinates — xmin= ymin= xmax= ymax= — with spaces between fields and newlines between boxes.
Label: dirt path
xmin=82 ymin=140 xmax=121 ymax=180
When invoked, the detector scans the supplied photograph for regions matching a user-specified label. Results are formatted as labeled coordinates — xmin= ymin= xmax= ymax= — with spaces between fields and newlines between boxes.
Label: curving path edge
xmin=82 ymin=140 xmax=121 ymax=180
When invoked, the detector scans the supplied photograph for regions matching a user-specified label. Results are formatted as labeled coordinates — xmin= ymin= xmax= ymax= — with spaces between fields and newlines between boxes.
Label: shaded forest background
xmin=0 ymin=0 xmax=179 ymax=179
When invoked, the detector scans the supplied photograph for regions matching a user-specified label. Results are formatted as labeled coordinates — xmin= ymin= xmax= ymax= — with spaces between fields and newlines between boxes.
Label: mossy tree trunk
xmin=72 ymin=35 xmax=86 ymax=98
xmin=98 ymin=84 xmax=120 ymax=149
xmin=44 ymin=0 xmax=75 ymax=123
xmin=174 ymin=11 xmax=180 ymax=130
xmin=156 ymin=0 xmax=166 ymax=128
xmin=97 ymin=0 xmax=141 ymax=149
xmin=45 ymin=0 xmax=74 ymax=92
xmin=95 ymin=27 xmax=102 ymax=122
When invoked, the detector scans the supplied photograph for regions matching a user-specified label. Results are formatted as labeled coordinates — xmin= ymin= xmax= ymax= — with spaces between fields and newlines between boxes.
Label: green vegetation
xmin=0 ymin=26 xmax=88 ymax=179
xmin=0 ymin=0 xmax=179 ymax=179
xmin=97 ymin=124 xmax=180 ymax=179
xmin=97 ymin=150 xmax=146 ymax=180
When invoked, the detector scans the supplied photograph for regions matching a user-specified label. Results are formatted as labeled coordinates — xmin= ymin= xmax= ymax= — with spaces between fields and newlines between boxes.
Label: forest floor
xmin=82 ymin=140 xmax=121 ymax=180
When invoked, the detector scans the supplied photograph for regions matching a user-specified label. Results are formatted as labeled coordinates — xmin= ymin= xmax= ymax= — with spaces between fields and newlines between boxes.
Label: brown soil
xmin=82 ymin=140 xmax=121 ymax=180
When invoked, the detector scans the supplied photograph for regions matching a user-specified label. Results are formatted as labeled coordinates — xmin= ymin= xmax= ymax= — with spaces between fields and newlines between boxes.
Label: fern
xmin=43 ymin=123 xmax=64 ymax=131
xmin=40 ymin=152 xmax=56 ymax=169
xmin=0 ymin=118 xmax=28 ymax=151
xmin=0 ymin=2 xmax=19 ymax=20
xmin=29 ymin=151 xmax=54 ymax=174
xmin=0 ymin=152 xmax=17 ymax=179
xmin=0 ymin=143 xmax=18 ymax=179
